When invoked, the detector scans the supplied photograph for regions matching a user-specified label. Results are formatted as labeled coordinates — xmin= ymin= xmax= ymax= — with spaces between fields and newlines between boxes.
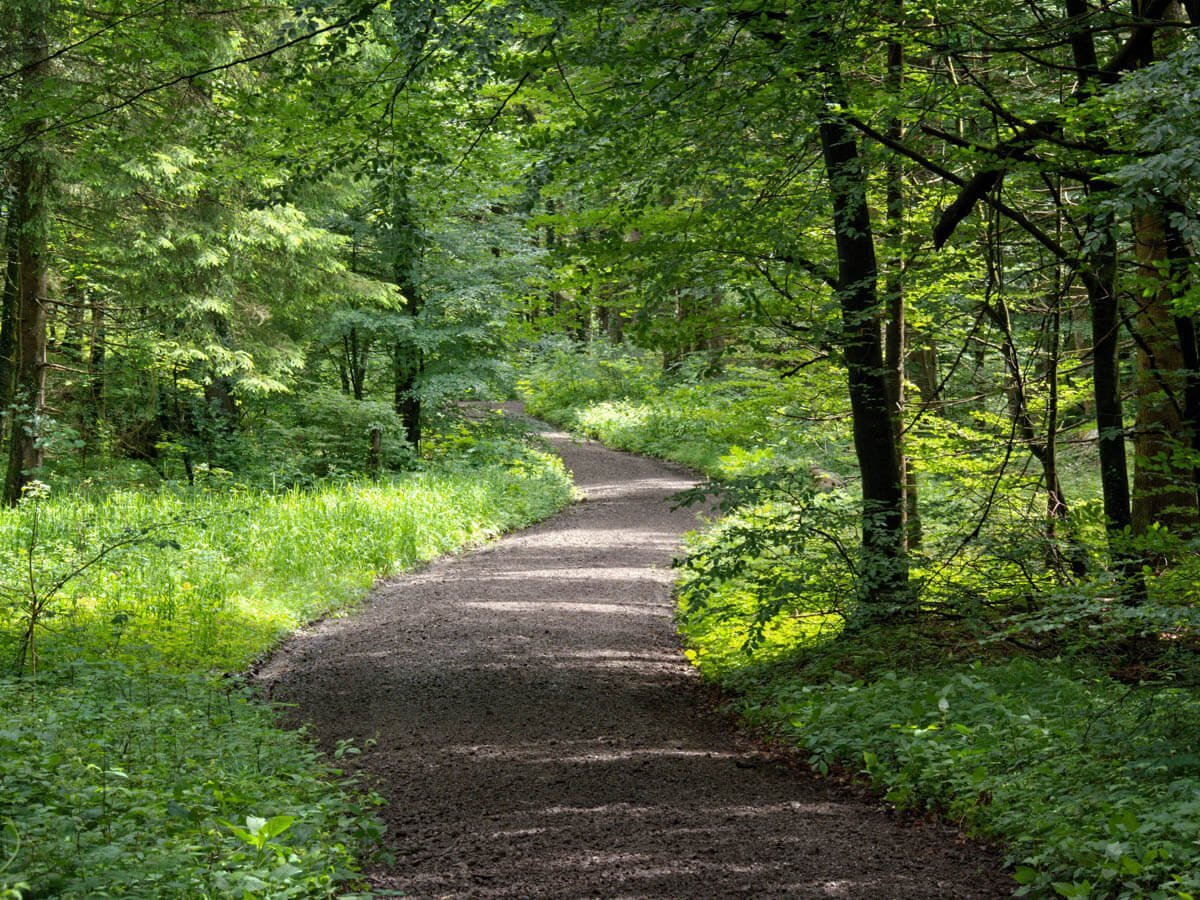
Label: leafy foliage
xmin=0 ymin=662 xmax=383 ymax=897
xmin=726 ymin=660 xmax=1200 ymax=898
xmin=4 ymin=0 xmax=1200 ymax=894
xmin=0 ymin=417 xmax=572 ymax=896
xmin=529 ymin=340 xmax=1200 ymax=897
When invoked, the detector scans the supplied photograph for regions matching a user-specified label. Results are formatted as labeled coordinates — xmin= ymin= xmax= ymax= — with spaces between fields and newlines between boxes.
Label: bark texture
xmin=3 ymin=14 xmax=51 ymax=505
xmin=818 ymin=92 xmax=908 ymax=621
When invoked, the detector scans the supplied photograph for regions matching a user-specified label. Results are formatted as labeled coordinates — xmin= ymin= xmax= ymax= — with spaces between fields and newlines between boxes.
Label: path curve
xmin=257 ymin=409 xmax=1010 ymax=898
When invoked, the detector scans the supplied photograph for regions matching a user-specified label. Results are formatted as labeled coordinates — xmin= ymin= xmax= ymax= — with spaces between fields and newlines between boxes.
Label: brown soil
xmin=256 ymin=406 xmax=1012 ymax=898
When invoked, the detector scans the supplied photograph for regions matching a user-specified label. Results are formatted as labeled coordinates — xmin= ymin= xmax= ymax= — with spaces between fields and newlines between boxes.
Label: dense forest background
xmin=3 ymin=1 xmax=1200 ymax=896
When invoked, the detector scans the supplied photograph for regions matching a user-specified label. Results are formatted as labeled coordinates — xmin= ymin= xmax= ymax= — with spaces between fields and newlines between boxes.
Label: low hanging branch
xmin=930 ymin=121 xmax=1062 ymax=249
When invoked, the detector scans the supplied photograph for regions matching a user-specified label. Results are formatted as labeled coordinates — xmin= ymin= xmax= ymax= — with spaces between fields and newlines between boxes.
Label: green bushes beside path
xmin=520 ymin=343 xmax=849 ymax=477
xmin=0 ymin=424 xmax=573 ymax=897
xmin=522 ymin=343 xmax=1200 ymax=899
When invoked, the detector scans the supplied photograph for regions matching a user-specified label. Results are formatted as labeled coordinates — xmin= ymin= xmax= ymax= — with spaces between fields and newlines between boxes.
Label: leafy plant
xmin=0 ymin=423 xmax=572 ymax=896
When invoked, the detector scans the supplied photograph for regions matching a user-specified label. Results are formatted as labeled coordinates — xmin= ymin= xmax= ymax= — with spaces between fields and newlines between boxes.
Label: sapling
xmin=3 ymin=482 xmax=199 ymax=684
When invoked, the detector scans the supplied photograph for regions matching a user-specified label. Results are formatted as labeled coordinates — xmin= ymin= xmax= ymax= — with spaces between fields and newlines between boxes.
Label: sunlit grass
xmin=0 ymin=450 xmax=571 ymax=673
xmin=0 ymin=438 xmax=573 ymax=897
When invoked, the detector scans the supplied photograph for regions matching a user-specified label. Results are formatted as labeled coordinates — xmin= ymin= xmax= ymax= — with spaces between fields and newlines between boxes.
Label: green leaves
xmin=225 ymin=814 xmax=298 ymax=851
xmin=0 ymin=661 xmax=382 ymax=897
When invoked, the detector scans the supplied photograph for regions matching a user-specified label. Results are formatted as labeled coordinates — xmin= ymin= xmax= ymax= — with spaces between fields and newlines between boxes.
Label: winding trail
xmin=257 ymin=410 xmax=1010 ymax=898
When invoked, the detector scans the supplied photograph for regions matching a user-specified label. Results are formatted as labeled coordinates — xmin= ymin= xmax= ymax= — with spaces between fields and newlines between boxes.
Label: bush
xmin=249 ymin=388 xmax=416 ymax=482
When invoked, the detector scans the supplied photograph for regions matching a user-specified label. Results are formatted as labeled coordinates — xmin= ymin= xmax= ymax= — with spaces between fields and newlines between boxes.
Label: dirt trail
xmin=257 ymin=408 xmax=1010 ymax=898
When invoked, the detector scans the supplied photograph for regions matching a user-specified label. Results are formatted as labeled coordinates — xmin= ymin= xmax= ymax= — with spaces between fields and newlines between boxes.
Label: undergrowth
xmin=0 ymin=411 xmax=573 ymax=897
xmin=524 ymin=341 xmax=1200 ymax=899
xmin=681 ymin=615 xmax=1200 ymax=899
xmin=519 ymin=340 xmax=850 ymax=477
xmin=1 ymin=663 xmax=383 ymax=898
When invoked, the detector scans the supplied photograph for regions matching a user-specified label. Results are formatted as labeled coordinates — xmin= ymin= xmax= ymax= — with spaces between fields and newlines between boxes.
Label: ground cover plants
xmin=519 ymin=341 xmax=851 ymax=477
xmin=522 ymin=342 xmax=1200 ymax=899
xmin=0 ymin=412 xmax=573 ymax=897
xmin=5 ymin=1 xmax=1200 ymax=895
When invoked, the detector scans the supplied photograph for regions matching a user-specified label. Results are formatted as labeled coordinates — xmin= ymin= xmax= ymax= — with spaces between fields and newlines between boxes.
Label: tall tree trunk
xmin=0 ymin=221 xmax=18 ymax=414
xmin=818 ymin=76 xmax=909 ymax=624
xmin=390 ymin=171 xmax=423 ymax=453
xmin=4 ymin=14 xmax=51 ymax=506
xmin=1128 ymin=1 xmax=1196 ymax=536
xmin=1131 ymin=207 xmax=1197 ymax=535
xmin=1083 ymin=222 xmax=1142 ymax=591
xmin=882 ymin=3 xmax=921 ymax=549
xmin=344 ymin=328 xmax=368 ymax=401
xmin=1063 ymin=0 xmax=1143 ymax=592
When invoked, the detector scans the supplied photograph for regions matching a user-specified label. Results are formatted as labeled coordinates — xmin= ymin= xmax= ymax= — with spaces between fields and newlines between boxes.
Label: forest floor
xmin=256 ymin=404 xmax=1012 ymax=898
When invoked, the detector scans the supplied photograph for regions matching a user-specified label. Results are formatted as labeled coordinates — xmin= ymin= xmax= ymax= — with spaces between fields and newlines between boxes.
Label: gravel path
xmin=257 ymin=409 xmax=1011 ymax=898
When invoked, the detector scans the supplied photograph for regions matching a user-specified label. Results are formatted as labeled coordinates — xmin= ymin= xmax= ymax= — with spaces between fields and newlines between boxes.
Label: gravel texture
xmin=256 ymin=408 xmax=1012 ymax=898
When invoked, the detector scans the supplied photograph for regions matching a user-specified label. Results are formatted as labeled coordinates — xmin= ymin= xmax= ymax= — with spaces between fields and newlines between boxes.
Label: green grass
xmin=0 ymin=426 xmax=573 ymax=897
xmin=519 ymin=345 xmax=852 ymax=478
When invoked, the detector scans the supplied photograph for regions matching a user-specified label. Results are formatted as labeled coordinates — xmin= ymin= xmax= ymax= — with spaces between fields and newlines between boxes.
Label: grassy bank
xmin=0 ymin=417 xmax=573 ymax=897
xmin=521 ymin=343 xmax=1200 ymax=899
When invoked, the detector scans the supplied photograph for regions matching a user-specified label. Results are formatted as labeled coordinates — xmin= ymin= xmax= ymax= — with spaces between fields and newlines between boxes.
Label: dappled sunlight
xmin=581 ymin=478 xmax=697 ymax=502
xmin=463 ymin=600 xmax=662 ymax=616
xmin=266 ymin=418 xmax=1007 ymax=898
xmin=443 ymin=741 xmax=738 ymax=765
xmin=457 ymin=566 xmax=670 ymax=582
xmin=570 ymin=647 xmax=679 ymax=661
xmin=503 ymin=527 xmax=688 ymax=550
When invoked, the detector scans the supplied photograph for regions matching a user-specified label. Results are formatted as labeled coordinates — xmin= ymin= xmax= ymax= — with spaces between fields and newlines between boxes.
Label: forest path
xmin=256 ymin=405 xmax=1010 ymax=899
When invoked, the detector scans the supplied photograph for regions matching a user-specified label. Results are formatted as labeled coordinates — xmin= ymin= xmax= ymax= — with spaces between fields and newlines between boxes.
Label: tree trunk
xmin=4 ymin=15 xmax=51 ymax=506
xmin=1082 ymin=221 xmax=1145 ymax=598
xmin=882 ymin=6 xmax=920 ymax=549
xmin=391 ymin=171 xmax=423 ymax=453
xmin=909 ymin=332 xmax=941 ymax=414
xmin=393 ymin=344 xmax=421 ymax=451
xmin=983 ymin=287 xmax=1088 ymax=576
xmin=1131 ymin=207 xmax=1197 ymax=535
xmin=1063 ymin=0 xmax=1143 ymax=592
xmin=818 ymin=80 xmax=909 ymax=623
xmin=1084 ymin=234 xmax=1132 ymax=536
xmin=1127 ymin=2 xmax=1196 ymax=537
xmin=343 ymin=328 xmax=368 ymax=401
xmin=0 ymin=222 xmax=18 ymax=413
